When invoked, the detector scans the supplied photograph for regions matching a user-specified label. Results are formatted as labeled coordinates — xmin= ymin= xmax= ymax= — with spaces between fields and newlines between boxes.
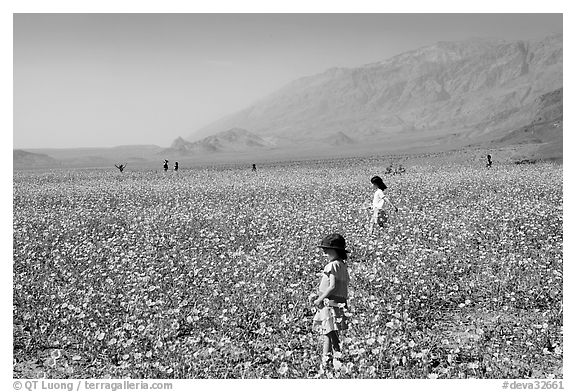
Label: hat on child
xmin=318 ymin=233 xmax=350 ymax=253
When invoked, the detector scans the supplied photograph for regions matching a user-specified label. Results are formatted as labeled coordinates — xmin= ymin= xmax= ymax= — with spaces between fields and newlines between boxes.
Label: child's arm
xmin=313 ymin=274 xmax=337 ymax=306
xmin=308 ymin=293 xmax=318 ymax=304
xmin=384 ymin=197 xmax=398 ymax=212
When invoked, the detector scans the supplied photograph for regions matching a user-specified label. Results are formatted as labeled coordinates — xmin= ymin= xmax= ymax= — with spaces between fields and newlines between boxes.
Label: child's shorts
xmin=312 ymin=302 xmax=348 ymax=335
xmin=372 ymin=209 xmax=388 ymax=227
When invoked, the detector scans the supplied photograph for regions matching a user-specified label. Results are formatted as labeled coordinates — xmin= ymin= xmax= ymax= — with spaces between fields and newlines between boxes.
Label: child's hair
xmin=370 ymin=175 xmax=387 ymax=191
xmin=336 ymin=249 xmax=348 ymax=260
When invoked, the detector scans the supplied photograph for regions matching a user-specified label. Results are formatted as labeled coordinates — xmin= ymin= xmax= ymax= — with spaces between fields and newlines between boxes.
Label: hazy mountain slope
xmin=491 ymin=87 xmax=563 ymax=162
xmin=17 ymin=145 xmax=164 ymax=168
xmin=491 ymin=88 xmax=562 ymax=144
xmin=186 ymin=35 xmax=562 ymax=146
xmin=13 ymin=150 xmax=59 ymax=168
xmin=26 ymin=145 xmax=162 ymax=161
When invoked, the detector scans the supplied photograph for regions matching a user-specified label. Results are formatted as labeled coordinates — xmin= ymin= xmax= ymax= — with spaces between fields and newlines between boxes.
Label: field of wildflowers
xmin=13 ymin=157 xmax=563 ymax=379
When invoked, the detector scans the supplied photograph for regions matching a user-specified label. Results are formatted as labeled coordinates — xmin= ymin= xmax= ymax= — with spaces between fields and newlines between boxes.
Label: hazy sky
xmin=13 ymin=13 xmax=562 ymax=149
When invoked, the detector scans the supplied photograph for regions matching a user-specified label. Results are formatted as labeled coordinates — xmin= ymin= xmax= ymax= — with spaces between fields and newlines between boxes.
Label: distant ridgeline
xmin=13 ymin=149 xmax=59 ymax=168
xmin=14 ymin=35 xmax=562 ymax=168
xmin=175 ymin=34 xmax=561 ymax=157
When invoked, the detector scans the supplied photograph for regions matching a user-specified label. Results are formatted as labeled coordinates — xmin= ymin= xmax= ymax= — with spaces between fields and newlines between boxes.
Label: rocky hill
xmin=164 ymin=128 xmax=275 ymax=154
xmin=323 ymin=131 xmax=357 ymax=146
xmin=183 ymin=35 xmax=562 ymax=150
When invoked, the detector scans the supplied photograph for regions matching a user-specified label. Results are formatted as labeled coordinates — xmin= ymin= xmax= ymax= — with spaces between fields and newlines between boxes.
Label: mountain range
xmin=175 ymin=34 xmax=561 ymax=155
xmin=15 ymin=34 xmax=562 ymax=167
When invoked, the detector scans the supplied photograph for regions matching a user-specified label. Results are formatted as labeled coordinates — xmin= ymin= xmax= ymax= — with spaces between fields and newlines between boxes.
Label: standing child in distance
xmin=309 ymin=233 xmax=350 ymax=374
xmin=368 ymin=175 xmax=398 ymax=235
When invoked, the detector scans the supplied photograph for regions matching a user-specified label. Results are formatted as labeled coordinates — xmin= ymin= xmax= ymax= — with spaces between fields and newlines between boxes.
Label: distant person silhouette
xmin=163 ymin=160 xmax=169 ymax=172
xmin=252 ymin=163 xmax=257 ymax=172
xmin=486 ymin=154 xmax=492 ymax=168
xmin=174 ymin=161 xmax=179 ymax=172
xmin=114 ymin=163 xmax=127 ymax=173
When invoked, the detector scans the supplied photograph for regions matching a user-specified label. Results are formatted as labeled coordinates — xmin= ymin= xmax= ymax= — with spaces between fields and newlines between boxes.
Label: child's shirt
xmin=318 ymin=259 xmax=349 ymax=300
xmin=372 ymin=189 xmax=385 ymax=211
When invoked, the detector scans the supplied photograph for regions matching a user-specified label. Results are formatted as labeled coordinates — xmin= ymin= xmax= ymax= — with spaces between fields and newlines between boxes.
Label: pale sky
xmin=13 ymin=13 xmax=562 ymax=149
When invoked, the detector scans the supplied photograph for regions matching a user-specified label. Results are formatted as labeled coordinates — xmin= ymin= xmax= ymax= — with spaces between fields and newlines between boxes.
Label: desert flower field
xmin=13 ymin=157 xmax=562 ymax=379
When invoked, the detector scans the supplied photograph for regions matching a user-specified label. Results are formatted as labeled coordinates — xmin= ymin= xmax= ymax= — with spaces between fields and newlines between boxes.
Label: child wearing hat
xmin=309 ymin=233 xmax=350 ymax=373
